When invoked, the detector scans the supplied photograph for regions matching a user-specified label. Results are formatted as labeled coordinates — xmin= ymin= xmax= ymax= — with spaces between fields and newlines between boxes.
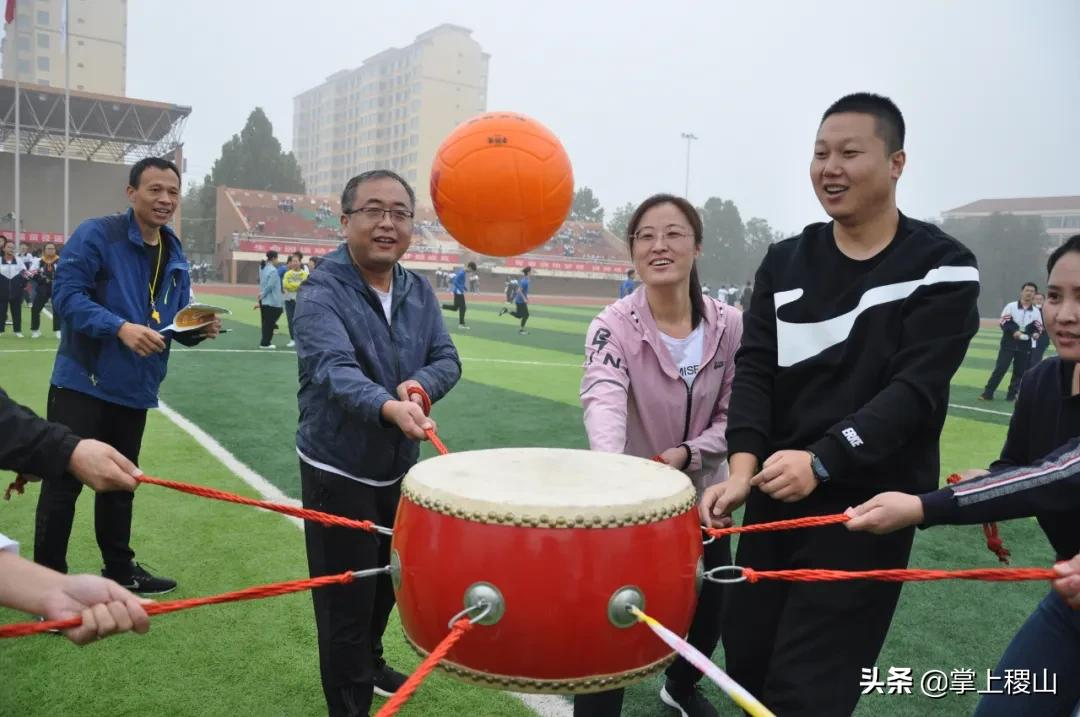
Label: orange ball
xmin=430 ymin=112 xmax=574 ymax=257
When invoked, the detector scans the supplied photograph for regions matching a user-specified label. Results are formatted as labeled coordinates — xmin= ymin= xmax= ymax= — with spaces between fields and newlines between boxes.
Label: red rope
xmin=706 ymin=513 xmax=850 ymax=538
xmin=742 ymin=566 xmax=1056 ymax=583
xmin=135 ymin=475 xmax=381 ymax=532
xmin=406 ymin=385 xmax=450 ymax=455
xmin=374 ymin=619 xmax=475 ymax=716
xmin=947 ymin=473 xmax=1010 ymax=564
xmin=0 ymin=570 xmax=357 ymax=639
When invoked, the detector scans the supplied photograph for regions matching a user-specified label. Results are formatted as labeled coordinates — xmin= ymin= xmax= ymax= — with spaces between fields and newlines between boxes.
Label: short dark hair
xmin=291 ymin=251 xmax=304 ymax=260
xmin=266 ymin=250 xmax=278 ymax=260
xmin=340 ymin=170 xmax=416 ymax=213
xmin=522 ymin=266 xmax=531 ymax=275
xmin=1048 ymin=235 xmax=1080 ymax=275
xmin=626 ymin=269 xmax=634 ymax=278
xmin=1022 ymin=281 xmax=1038 ymax=292
xmin=821 ymin=92 xmax=905 ymax=154
xmin=467 ymin=261 xmax=477 ymax=271
xmin=129 ymin=157 xmax=181 ymax=189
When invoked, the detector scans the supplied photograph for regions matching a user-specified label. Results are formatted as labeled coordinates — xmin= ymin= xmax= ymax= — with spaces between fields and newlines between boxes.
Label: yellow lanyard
xmin=148 ymin=235 xmax=163 ymax=324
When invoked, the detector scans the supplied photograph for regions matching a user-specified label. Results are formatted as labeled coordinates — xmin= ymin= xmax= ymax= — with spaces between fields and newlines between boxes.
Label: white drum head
xmin=402 ymin=448 xmax=696 ymax=528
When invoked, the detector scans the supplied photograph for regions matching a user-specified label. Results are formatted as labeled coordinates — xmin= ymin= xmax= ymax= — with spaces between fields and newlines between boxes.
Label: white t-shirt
xmin=372 ymin=280 xmax=393 ymax=325
xmin=0 ymin=532 xmax=18 ymax=555
xmin=659 ymin=324 xmax=705 ymax=389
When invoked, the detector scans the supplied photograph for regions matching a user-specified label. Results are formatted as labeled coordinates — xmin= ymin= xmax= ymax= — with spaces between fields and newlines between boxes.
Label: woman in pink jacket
xmin=577 ymin=194 xmax=743 ymax=717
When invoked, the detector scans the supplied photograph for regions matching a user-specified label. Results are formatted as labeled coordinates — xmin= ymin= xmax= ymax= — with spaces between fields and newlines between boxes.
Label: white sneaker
xmin=258 ymin=344 xmax=276 ymax=350
xmin=14 ymin=332 xmax=23 ymax=338
xmin=31 ymin=330 xmax=41 ymax=338
xmin=55 ymin=331 xmax=61 ymax=339
xmin=286 ymin=340 xmax=295 ymax=348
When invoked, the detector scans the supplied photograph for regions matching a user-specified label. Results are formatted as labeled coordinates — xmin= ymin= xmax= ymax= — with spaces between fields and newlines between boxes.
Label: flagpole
xmin=63 ymin=0 xmax=69 ymax=238
xmin=13 ymin=5 xmax=20 ymax=253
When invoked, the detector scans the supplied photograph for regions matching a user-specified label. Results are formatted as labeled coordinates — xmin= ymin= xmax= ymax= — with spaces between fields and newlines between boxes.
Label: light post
xmin=680 ymin=132 xmax=698 ymax=198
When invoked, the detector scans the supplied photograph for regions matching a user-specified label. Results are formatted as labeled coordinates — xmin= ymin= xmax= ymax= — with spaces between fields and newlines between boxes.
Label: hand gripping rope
xmin=405 ymin=384 xmax=450 ymax=455
xmin=946 ymin=472 xmax=1011 ymax=563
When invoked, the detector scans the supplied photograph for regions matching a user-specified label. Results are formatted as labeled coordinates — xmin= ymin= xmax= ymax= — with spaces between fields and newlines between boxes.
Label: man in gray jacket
xmin=293 ymin=169 xmax=461 ymax=717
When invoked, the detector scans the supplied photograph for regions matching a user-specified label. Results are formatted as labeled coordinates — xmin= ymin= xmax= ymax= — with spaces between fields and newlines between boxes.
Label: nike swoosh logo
xmin=774 ymin=265 xmax=979 ymax=367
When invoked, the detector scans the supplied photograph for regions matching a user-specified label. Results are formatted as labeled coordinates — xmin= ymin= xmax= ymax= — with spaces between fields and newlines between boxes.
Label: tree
xmin=697 ymin=197 xmax=746 ymax=284
xmin=571 ymin=186 xmax=605 ymax=223
xmin=743 ymin=217 xmax=780 ymax=282
xmin=607 ymin=201 xmax=635 ymax=240
xmin=180 ymin=107 xmax=306 ymax=256
xmin=943 ymin=213 xmax=1053 ymax=317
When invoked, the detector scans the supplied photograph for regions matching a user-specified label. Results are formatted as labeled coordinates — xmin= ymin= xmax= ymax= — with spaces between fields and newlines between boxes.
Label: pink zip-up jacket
xmin=580 ymin=287 xmax=743 ymax=497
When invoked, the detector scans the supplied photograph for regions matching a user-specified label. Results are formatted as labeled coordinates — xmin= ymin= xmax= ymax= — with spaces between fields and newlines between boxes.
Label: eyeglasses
xmin=344 ymin=206 xmax=415 ymax=223
xmin=631 ymin=227 xmax=693 ymax=243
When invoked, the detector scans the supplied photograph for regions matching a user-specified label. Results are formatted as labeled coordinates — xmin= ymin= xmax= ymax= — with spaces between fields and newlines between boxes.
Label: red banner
xmin=236 ymin=240 xmax=337 ymax=257
xmin=505 ymin=257 xmax=631 ymax=274
xmin=0 ymin=231 xmax=67 ymax=245
xmin=234 ymin=240 xmax=461 ymax=264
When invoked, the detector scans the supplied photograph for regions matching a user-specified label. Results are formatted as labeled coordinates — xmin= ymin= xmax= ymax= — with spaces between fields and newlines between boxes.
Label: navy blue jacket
xmin=293 ymin=244 xmax=461 ymax=482
xmin=51 ymin=209 xmax=192 ymax=409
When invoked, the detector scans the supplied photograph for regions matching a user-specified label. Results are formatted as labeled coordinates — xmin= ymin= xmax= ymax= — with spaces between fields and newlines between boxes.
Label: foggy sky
xmin=124 ymin=0 xmax=1078 ymax=235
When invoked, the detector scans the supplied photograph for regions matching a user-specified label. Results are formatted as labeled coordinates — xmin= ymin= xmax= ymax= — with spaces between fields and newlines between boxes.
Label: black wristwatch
xmin=808 ymin=451 xmax=830 ymax=483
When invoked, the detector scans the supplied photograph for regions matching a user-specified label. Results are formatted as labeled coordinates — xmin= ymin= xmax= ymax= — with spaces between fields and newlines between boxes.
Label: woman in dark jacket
xmin=0 ymin=239 xmax=27 ymax=336
xmin=29 ymin=242 xmax=60 ymax=338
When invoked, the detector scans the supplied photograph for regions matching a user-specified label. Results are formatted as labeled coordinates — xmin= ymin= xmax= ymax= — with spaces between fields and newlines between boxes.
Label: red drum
xmin=391 ymin=448 xmax=703 ymax=694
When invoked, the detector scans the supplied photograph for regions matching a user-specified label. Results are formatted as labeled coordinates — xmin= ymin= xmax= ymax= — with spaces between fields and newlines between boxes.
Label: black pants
xmin=1029 ymin=343 xmax=1048 ymax=370
xmin=284 ymin=299 xmax=296 ymax=340
xmin=982 ymin=347 xmax=1029 ymax=399
xmin=1 ymin=296 xmax=21 ymax=332
xmin=722 ymin=488 xmax=915 ymax=717
xmin=573 ymin=534 xmax=733 ymax=716
xmin=442 ymin=293 xmax=466 ymax=325
xmin=30 ymin=289 xmax=57 ymax=332
xmin=510 ymin=302 xmax=529 ymax=328
xmin=301 ymin=461 xmax=401 ymax=717
xmin=260 ymin=304 xmax=283 ymax=346
xmin=34 ymin=386 xmax=147 ymax=575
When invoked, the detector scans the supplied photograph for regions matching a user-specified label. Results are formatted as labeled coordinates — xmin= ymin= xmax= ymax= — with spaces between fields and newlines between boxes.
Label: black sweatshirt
xmin=921 ymin=357 xmax=1080 ymax=561
xmin=727 ymin=213 xmax=980 ymax=498
xmin=0 ymin=387 xmax=80 ymax=481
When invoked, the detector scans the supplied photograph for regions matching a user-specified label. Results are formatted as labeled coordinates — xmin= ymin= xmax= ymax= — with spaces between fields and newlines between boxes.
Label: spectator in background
xmin=1030 ymin=291 xmax=1050 ymax=367
xmin=469 ymin=268 xmax=479 ymax=293
xmin=498 ymin=266 xmax=532 ymax=335
xmin=980 ymin=282 xmax=1041 ymax=402
xmin=30 ymin=242 xmax=60 ymax=339
xmin=740 ymin=281 xmax=753 ymax=311
xmin=504 ymin=276 xmax=517 ymax=303
xmin=0 ymin=240 xmax=27 ymax=337
xmin=441 ymin=261 xmax=477 ymax=330
xmin=618 ymin=269 xmax=636 ymax=298
xmin=257 ymin=250 xmax=284 ymax=349
xmin=282 ymin=254 xmax=309 ymax=349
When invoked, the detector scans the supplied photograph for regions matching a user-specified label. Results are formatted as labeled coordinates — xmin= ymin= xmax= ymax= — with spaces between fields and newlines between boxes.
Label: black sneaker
xmin=659 ymin=680 xmax=719 ymax=717
xmin=103 ymin=562 xmax=177 ymax=595
xmin=498 ymin=307 xmax=508 ymax=316
xmin=372 ymin=664 xmax=408 ymax=697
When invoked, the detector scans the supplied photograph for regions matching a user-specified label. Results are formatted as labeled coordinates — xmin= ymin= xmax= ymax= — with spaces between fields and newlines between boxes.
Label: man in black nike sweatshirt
xmin=701 ymin=93 xmax=980 ymax=716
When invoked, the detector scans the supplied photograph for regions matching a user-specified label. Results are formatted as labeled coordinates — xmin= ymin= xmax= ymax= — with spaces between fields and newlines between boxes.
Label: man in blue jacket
xmin=293 ymin=169 xmax=461 ymax=717
xmin=34 ymin=157 xmax=220 ymax=596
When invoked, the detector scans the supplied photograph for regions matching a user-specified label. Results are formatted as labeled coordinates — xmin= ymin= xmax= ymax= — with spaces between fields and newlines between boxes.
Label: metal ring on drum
xmin=391 ymin=447 xmax=703 ymax=694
